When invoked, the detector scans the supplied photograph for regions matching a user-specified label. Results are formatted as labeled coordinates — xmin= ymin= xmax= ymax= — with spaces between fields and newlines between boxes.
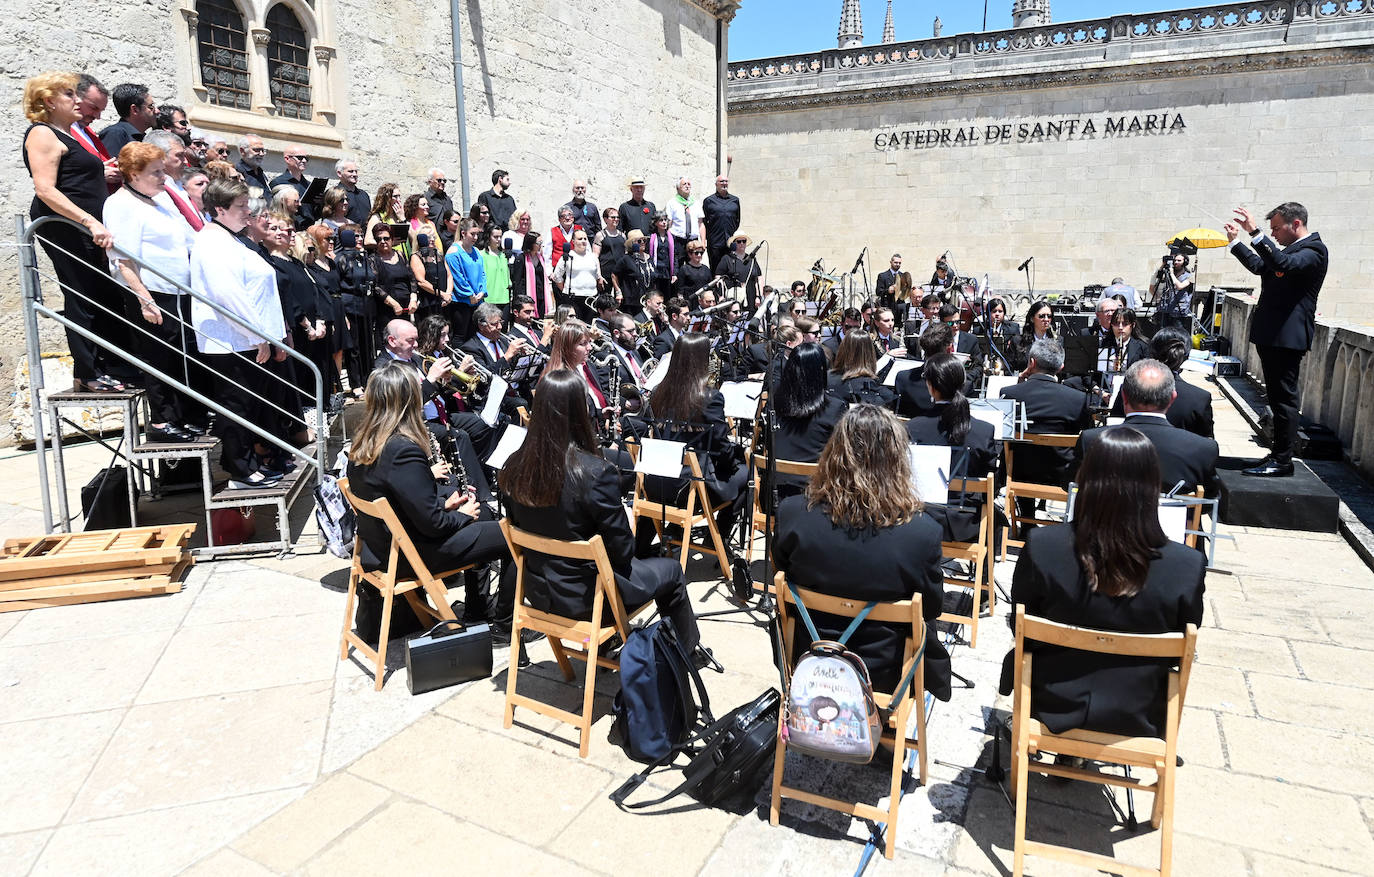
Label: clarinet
xmin=428 ymin=431 xmax=475 ymax=500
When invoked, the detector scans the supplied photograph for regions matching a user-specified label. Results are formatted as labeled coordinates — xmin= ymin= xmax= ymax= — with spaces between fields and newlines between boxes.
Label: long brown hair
xmin=806 ymin=404 xmax=920 ymax=531
xmin=546 ymin=320 xmax=592 ymax=372
xmin=349 ymin=365 xmax=431 ymax=465
xmin=1074 ymin=426 xmax=1167 ymax=597
xmin=649 ymin=333 xmax=710 ymax=422
xmin=831 ymin=330 xmax=879 ymax=381
xmin=369 ymin=182 xmax=400 ymax=220
xmin=500 ymin=369 xmax=599 ymax=506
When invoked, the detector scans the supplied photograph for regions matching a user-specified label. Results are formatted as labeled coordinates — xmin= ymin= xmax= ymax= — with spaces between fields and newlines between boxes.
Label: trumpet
xmin=420 ymin=351 xmax=480 ymax=389
xmin=499 ymin=332 xmax=547 ymax=367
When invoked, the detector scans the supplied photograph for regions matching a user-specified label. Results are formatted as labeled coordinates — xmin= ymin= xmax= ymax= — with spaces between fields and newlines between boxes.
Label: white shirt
xmin=554 ymin=249 xmax=600 ymax=300
xmin=666 ymin=199 xmax=701 ymax=239
xmin=190 ymin=223 xmax=286 ymax=354
xmin=102 ymin=187 xmax=193 ymax=295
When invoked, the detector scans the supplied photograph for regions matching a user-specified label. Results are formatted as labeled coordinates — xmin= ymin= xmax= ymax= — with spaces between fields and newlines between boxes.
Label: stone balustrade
xmin=1221 ymin=292 xmax=1374 ymax=476
xmin=728 ymin=0 xmax=1372 ymax=88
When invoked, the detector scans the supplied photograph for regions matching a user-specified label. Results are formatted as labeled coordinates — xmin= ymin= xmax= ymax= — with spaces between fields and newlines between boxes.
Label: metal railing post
xmin=17 ymin=214 xmax=55 ymax=534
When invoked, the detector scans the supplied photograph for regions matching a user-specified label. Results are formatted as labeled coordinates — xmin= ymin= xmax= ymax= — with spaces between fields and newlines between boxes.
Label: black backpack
xmin=612 ymin=618 xmax=708 ymax=763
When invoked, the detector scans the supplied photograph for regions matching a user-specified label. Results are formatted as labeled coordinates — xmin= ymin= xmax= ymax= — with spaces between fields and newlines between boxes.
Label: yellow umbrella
xmin=1167 ymin=227 xmax=1228 ymax=249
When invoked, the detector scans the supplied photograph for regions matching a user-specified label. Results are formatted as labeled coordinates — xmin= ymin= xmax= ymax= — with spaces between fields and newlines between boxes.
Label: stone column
xmin=312 ymin=44 xmax=336 ymax=120
xmin=250 ymin=27 xmax=274 ymax=113
xmin=716 ymin=1 xmax=741 ymax=176
xmin=182 ymin=6 xmax=206 ymax=100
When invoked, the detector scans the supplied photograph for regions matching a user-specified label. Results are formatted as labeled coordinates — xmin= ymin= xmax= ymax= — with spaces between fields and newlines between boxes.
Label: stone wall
xmin=1222 ymin=292 xmax=1374 ymax=481
xmin=1 ymin=0 xmax=725 ymax=444
xmin=725 ymin=2 xmax=1374 ymax=320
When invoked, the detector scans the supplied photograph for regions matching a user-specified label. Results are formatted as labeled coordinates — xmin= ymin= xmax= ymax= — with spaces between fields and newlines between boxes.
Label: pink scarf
xmin=527 ymin=253 xmax=552 ymax=316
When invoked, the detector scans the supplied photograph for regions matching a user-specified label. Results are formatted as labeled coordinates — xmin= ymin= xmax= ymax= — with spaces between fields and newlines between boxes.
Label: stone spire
xmin=882 ymin=0 xmax=895 ymax=43
xmin=1012 ymin=0 xmax=1051 ymax=28
xmin=838 ymin=0 xmax=864 ymax=49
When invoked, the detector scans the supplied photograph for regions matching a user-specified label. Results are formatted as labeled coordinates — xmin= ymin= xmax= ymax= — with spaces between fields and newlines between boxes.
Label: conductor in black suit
xmin=1002 ymin=426 xmax=1205 ymax=737
xmin=1076 ymin=360 xmax=1220 ymax=497
xmin=1226 ymin=202 xmax=1329 ymax=477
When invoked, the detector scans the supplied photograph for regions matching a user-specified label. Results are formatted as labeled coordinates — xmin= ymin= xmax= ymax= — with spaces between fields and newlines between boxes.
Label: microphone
xmin=1018 ymin=256 xmax=1034 ymax=272
xmin=745 ymin=239 xmax=765 ymax=260
xmin=702 ymin=301 xmax=737 ymax=315
xmin=851 ymin=247 xmax=867 ymax=274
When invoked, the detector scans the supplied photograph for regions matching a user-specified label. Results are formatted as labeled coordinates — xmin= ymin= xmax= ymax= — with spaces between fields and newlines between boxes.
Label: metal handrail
xmin=18 ymin=213 xmax=329 ymax=532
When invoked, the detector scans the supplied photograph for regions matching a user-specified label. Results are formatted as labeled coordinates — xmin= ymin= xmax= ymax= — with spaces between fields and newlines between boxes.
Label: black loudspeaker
xmin=81 ymin=466 xmax=133 ymax=531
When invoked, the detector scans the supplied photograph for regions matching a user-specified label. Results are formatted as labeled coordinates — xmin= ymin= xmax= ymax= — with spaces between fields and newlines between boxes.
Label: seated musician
xmin=383 ymin=316 xmax=499 ymax=464
xmin=500 ymin=368 xmax=704 ymax=655
xmin=652 ymin=295 xmax=691 ymax=359
xmin=907 ymin=354 xmax=1000 ymax=544
xmin=1081 ymin=298 xmax=1120 ymax=349
xmin=916 ymin=292 xmax=943 ymax=340
xmin=461 ymin=302 xmax=533 ymax=412
xmin=979 ymin=296 xmax=1020 ymax=374
xmin=767 ymin=342 xmax=847 ymax=507
xmin=775 ymin=405 xmax=952 ymax=701
xmin=1108 ymin=307 xmax=1149 ymax=370
xmin=871 ymin=306 xmax=905 ymax=357
xmin=940 ymin=303 xmax=980 ymax=358
xmin=546 ymin=319 xmax=611 ymax=422
xmin=690 ymin=282 xmax=717 ymax=316
xmin=637 ymin=333 xmax=750 ymax=557
xmin=506 ymin=294 xmax=553 ymax=353
xmin=821 ymin=307 xmax=862 ymax=360
xmin=590 ymin=293 xmax=620 ymax=336
xmin=345 ymin=365 xmax=517 ymax=644
xmin=1108 ymin=328 xmax=1214 ymax=437
xmin=753 ymin=322 xmax=800 ymax=392
xmin=999 ymin=338 xmax=1094 ymax=520
xmin=1020 ymin=299 xmax=1056 ymax=344
xmin=929 ymin=258 xmax=955 ymax=291
xmin=827 ymin=331 xmax=895 ymax=407
xmin=607 ymin=311 xmax=654 ymax=393
xmin=1001 ymin=426 xmax=1205 ymax=737
xmin=1076 ymin=360 xmax=1219 ymax=497
xmin=634 ymin=289 xmax=667 ymax=337
xmin=894 ymin=322 xmax=967 ymax=417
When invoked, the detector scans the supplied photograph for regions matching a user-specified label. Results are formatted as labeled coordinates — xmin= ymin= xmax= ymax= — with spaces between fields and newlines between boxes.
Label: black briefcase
xmin=404 ymin=620 xmax=493 ymax=695
xmin=81 ymin=466 xmax=133 ymax=531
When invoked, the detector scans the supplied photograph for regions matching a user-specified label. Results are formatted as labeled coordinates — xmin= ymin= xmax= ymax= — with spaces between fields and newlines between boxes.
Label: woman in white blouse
xmin=189 ymin=177 xmax=290 ymax=489
xmin=551 ymin=228 xmax=602 ymax=317
xmin=103 ymin=141 xmax=197 ymax=442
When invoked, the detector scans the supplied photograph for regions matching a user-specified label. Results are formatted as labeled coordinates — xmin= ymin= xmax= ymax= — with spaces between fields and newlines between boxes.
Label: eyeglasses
xmin=374 ymin=236 xmax=391 ymax=243
xmin=433 ymin=178 xmax=446 ymax=184
xmin=286 ymin=154 xmax=307 ymax=161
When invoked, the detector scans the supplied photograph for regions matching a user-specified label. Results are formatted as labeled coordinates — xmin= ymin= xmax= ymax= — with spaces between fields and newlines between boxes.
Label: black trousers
xmin=427 ymin=516 xmax=515 ymax=624
xmin=619 ymin=557 xmax=700 ymax=651
xmin=206 ymin=350 xmax=270 ymax=479
xmin=38 ymin=228 xmax=127 ymax=382
xmin=1256 ymin=343 xmax=1305 ymax=464
xmin=131 ymin=291 xmax=198 ymax=426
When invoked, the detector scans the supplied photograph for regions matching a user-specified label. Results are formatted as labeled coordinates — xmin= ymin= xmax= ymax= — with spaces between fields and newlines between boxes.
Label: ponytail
xmin=940 ymin=388 xmax=971 ymax=446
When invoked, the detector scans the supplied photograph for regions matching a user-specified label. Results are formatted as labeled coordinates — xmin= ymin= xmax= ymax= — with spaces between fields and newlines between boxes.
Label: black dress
xmin=306 ymin=257 xmax=350 ymax=355
xmin=596 ymin=230 xmax=626 ymax=281
xmin=373 ymin=251 xmax=414 ymax=328
xmin=23 ymin=123 xmax=122 ymax=382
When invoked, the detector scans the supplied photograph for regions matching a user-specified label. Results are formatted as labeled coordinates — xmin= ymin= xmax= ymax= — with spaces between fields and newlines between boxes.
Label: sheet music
xmin=1106 ymin=375 xmax=1122 ymax=412
xmin=720 ymin=380 xmax=764 ymax=420
xmin=486 ymin=424 xmax=527 ymax=470
xmin=644 ymin=353 xmax=672 ymax=391
xmin=882 ymin=358 xmax=922 ymax=387
xmin=986 ymin=375 xmax=1018 ymax=398
xmin=636 ymin=438 xmax=686 ymax=479
xmin=970 ymin=398 xmax=1019 ymax=440
xmin=480 ymin=376 xmax=508 ymax=426
xmin=908 ymin=444 xmax=952 ymax=504
xmin=875 ymin=354 xmax=892 ymax=375
xmin=1158 ymin=501 xmax=1189 ymax=544
xmin=728 ymin=322 xmax=748 ymax=344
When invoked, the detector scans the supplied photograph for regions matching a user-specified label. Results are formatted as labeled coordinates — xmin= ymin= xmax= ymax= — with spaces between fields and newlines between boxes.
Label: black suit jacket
xmin=1110 ymin=372 xmax=1214 ymax=438
xmin=907 ymin=411 xmax=999 ymax=542
xmin=875 ymin=269 xmax=898 ymax=307
xmin=506 ymin=452 xmax=635 ymax=619
xmin=745 ymin=341 xmax=770 ymax=375
xmin=1231 ymin=232 xmax=1328 ymax=351
xmin=461 ymin=334 xmax=513 ymax=377
xmin=1076 ymin=414 xmax=1219 ymax=496
xmin=894 ymin=365 xmax=935 ymax=417
xmin=1000 ymin=373 xmax=1094 ymax=484
xmin=1004 ymin=524 xmax=1205 ymax=737
xmin=373 ymin=351 xmax=443 ymax=407
xmin=826 ymin=372 xmax=894 ymax=407
xmin=345 ymin=436 xmax=479 ymax=573
xmin=775 ymin=497 xmax=951 ymax=701
xmin=769 ymin=395 xmax=847 ymax=500
xmin=652 ymin=327 xmax=682 ymax=359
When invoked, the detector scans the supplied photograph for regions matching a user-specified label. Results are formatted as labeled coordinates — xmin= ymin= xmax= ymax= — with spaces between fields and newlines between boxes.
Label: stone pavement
xmin=2 ymin=370 xmax=1373 ymax=876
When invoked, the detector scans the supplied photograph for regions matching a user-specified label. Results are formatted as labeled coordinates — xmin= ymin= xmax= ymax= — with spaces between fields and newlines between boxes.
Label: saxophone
xmin=1113 ymin=336 xmax=1127 ymax=374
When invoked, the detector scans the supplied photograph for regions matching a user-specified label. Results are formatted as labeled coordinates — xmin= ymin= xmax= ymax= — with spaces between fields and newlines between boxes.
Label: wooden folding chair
xmin=336 ymin=478 xmax=474 ymax=690
xmin=1011 ymin=606 xmax=1198 ymax=877
xmin=499 ymin=520 xmax=655 ymax=758
xmin=746 ymin=453 xmax=819 ymax=565
xmin=935 ymin=475 xmax=995 ymax=648
xmin=628 ymin=444 xmax=734 ymax=580
xmin=769 ymin=572 xmax=928 ymax=860
xmin=1001 ymin=432 xmax=1079 ymax=559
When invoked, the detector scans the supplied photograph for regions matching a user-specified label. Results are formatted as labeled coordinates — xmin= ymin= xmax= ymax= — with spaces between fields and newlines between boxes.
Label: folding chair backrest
xmin=337 ymin=477 xmax=439 ymax=586
xmin=1005 ymin=432 xmax=1079 ymax=480
xmin=499 ymin=520 xmax=633 ymax=637
xmin=753 ymin=453 xmax=820 ymax=480
xmin=773 ymin=571 xmax=924 ymax=705
xmin=1016 ymin=606 xmax=1197 ymax=701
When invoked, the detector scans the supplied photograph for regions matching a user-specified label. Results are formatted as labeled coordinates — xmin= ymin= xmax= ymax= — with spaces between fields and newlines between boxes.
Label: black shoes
xmin=146 ymin=424 xmax=196 ymax=443
xmin=1242 ymin=457 xmax=1295 ymax=477
xmin=491 ymin=625 xmax=544 ymax=647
